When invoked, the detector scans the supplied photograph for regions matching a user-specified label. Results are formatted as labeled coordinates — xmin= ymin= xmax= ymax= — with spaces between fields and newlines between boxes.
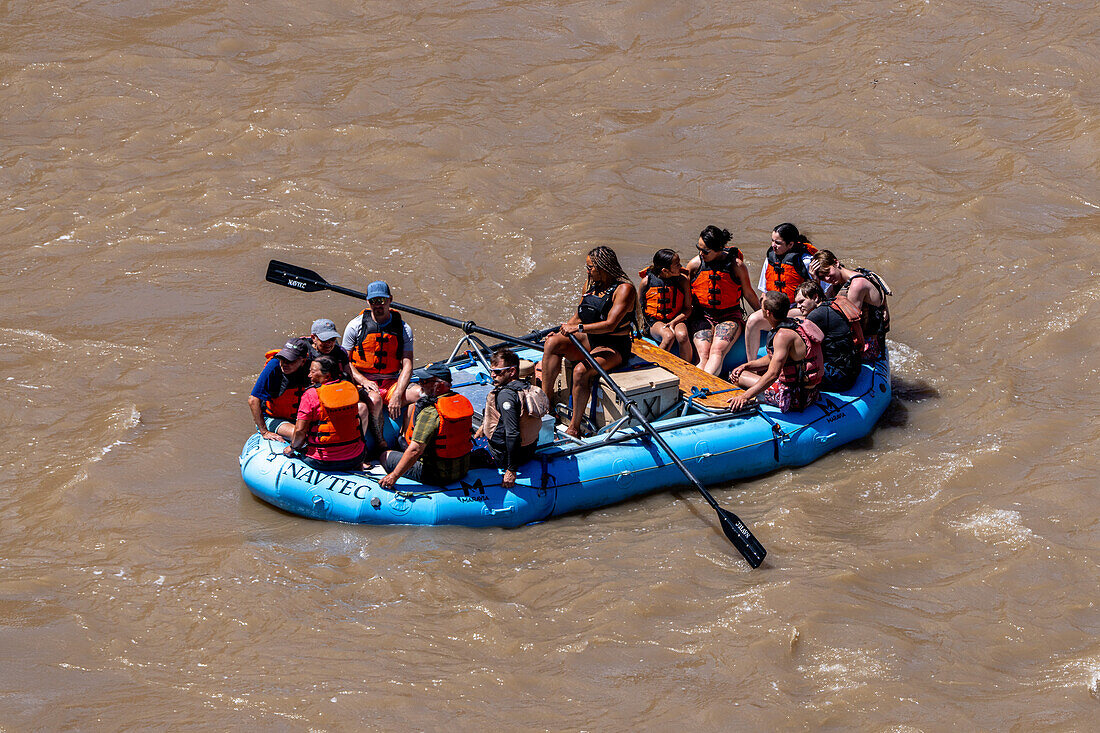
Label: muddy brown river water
xmin=2 ymin=0 xmax=1098 ymax=728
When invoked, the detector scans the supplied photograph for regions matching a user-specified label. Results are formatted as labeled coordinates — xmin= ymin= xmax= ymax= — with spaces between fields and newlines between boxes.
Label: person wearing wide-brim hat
xmin=379 ymin=362 xmax=473 ymax=489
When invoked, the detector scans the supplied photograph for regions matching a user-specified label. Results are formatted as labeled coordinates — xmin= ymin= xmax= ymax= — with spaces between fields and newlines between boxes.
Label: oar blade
xmin=266 ymin=260 xmax=328 ymax=293
xmin=717 ymin=508 xmax=767 ymax=568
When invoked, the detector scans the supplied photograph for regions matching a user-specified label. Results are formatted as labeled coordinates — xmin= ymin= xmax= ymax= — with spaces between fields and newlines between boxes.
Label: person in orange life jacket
xmin=248 ymin=337 xmax=312 ymax=442
xmin=684 ymin=225 xmax=760 ymax=375
xmin=727 ymin=291 xmax=824 ymax=413
xmin=380 ymin=362 xmax=472 ymax=488
xmin=810 ymin=249 xmax=891 ymax=361
xmin=282 ymin=355 xmax=367 ymax=471
xmin=308 ymin=317 xmax=369 ymax=448
xmin=341 ymin=280 xmax=418 ymax=451
xmin=472 ymin=348 xmax=544 ymax=488
xmin=794 ymin=281 xmax=861 ymax=392
xmin=639 ymin=248 xmax=693 ymax=357
xmin=540 ymin=245 xmax=639 ymax=438
xmin=744 ymin=222 xmax=822 ymax=363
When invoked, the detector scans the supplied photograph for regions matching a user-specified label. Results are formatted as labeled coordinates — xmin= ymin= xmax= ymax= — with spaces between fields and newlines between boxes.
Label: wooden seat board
xmin=630 ymin=340 xmax=743 ymax=409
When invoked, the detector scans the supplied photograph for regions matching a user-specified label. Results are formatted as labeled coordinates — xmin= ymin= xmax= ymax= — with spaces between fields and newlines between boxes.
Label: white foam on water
xmin=797 ymin=645 xmax=895 ymax=695
xmin=954 ymin=508 xmax=1034 ymax=549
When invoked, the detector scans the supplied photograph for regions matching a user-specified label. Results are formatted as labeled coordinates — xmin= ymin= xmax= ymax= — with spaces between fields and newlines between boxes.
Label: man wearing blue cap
xmin=379 ymin=362 xmax=473 ymax=488
xmin=342 ymin=280 xmax=417 ymax=451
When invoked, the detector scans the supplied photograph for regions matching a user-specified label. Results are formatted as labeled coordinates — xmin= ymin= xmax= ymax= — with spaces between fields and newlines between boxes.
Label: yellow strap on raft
xmin=630 ymin=340 xmax=744 ymax=409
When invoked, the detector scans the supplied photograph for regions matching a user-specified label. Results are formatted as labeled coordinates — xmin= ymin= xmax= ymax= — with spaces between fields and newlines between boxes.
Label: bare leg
xmin=736 ymin=370 xmax=763 ymax=389
xmin=541 ymin=331 xmax=586 ymax=407
xmin=540 ymin=333 xmax=567 ymax=402
xmin=702 ymin=321 xmax=742 ymax=376
xmin=744 ymin=309 xmax=767 ymax=363
xmin=673 ymin=323 xmax=693 ymax=361
xmin=693 ymin=330 xmax=712 ymax=371
xmin=274 ymin=421 xmax=295 ymax=440
xmin=649 ymin=321 xmax=674 ymax=350
xmin=566 ymin=349 xmax=623 ymax=436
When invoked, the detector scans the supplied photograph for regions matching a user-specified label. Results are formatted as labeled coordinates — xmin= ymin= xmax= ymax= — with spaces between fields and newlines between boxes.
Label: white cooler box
xmin=592 ymin=367 xmax=680 ymax=428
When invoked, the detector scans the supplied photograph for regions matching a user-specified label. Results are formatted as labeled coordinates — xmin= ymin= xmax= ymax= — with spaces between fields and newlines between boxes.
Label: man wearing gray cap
xmin=308 ymin=317 xmax=351 ymax=378
xmin=342 ymin=281 xmax=416 ymax=451
xmin=379 ymin=362 xmax=472 ymax=488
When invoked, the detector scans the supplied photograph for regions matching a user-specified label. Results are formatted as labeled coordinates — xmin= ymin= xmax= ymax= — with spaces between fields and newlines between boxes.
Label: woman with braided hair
xmin=541 ymin=246 xmax=639 ymax=437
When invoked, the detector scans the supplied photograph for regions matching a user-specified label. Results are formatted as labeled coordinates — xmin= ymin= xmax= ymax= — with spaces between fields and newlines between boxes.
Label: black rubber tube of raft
xmin=265 ymin=259 xmax=766 ymax=567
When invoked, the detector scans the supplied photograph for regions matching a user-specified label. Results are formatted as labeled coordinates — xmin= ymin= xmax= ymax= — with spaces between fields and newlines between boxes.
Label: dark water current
xmin=2 ymin=0 xmax=1098 ymax=728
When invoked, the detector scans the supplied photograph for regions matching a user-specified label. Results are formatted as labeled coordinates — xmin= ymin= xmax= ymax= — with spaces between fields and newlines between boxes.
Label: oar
xmin=267 ymin=260 xmax=546 ymax=350
xmin=563 ymin=333 xmax=766 ymax=568
xmin=266 ymin=259 xmax=767 ymax=567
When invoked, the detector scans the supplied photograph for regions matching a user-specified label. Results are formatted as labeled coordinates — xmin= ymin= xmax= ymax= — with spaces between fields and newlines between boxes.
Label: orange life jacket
xmin=349 ymin=310 xmax=405 ymax=376
xmin=305 ymin=380 xmax=364 ymax=448
xmin=639 ymin=267 xmax=687 ymax=322
xmin=691 ymin=248 xmax=743 ymax=311
xmin=261 ymin=350 xmax=307 ymax=420
xmin=828 ymin=295 xmax=866 ymax=356
xmin=403 ymin=392 xmax=473 ymax=460
xmin=765 ymin=241 xmax=818 ymax=299
xmin=768 ymin=319 xmax=824 ymax=391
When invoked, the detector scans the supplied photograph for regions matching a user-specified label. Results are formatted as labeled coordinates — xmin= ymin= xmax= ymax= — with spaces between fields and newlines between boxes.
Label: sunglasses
xmin=488 ymin=366 xmax=512 ymax=374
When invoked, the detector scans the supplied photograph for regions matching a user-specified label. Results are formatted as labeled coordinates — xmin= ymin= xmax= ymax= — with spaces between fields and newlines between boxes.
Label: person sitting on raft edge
xmin=727 ymin=291 xmax=824 ymax=413
xmin=540 ymin=245 xmax=639 ymax=438
xmin=473 ymin=348 xmax=549 ymax=488
xmin=379 ymin=362 xmax=473 ymax=489
xmin=248 ymin=337 xmax=312 ymax=442
xmin=810 ymin=249 xmax=892 ymax=362
xmin=282 ymin=354 xmax=368 ymax=472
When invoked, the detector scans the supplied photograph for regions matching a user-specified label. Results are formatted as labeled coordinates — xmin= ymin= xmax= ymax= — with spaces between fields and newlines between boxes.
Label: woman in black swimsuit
xmin=541 ymin=246 xmax=638 ymax=437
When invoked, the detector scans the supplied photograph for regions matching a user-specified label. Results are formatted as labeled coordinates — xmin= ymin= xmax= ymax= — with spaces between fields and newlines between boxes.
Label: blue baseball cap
xmin=366 ymin=281 xmax=392 ymax=300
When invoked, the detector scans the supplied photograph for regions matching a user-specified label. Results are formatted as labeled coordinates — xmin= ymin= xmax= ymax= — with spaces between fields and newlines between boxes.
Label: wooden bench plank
xmin=630 ymin=340 xmax=743 ymax=409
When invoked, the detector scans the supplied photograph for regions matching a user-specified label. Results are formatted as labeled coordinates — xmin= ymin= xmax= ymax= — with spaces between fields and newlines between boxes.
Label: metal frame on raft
xmin=439 ymin=338 xmax=745 ymax=452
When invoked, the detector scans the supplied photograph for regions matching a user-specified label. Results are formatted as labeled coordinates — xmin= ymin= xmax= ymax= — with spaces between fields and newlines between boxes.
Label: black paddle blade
xmin=717 ymin=508 xmax=767 ymax=568
xmin=266 ymin=260 xmax=328 ymax=293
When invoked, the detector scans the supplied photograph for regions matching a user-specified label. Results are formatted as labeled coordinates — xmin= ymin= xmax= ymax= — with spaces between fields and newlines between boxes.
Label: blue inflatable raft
xmin=239 ymin=336 xmax=891 ymax=528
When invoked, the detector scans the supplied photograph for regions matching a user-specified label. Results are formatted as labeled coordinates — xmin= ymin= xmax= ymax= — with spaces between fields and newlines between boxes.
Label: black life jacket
xmin=578 ymin=283 xmax=632 ymax=336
